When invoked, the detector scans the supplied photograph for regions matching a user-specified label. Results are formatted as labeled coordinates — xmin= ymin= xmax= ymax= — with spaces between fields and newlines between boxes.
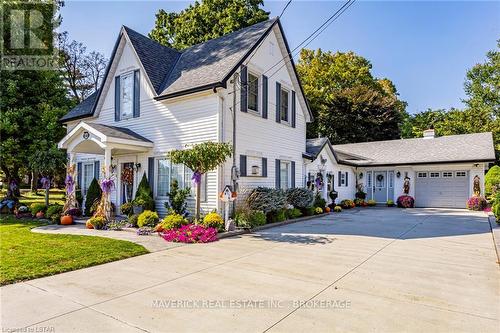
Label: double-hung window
xmin=120 ymin=72 xmax=134 ymax=119
xmin=280 ymin=161 xmax=290 ymax=189
xmin=82 ymin=163 xmax=94 ymax=197
xmin=155 ymin=159 xmax=207 ymax=202
xmin=247 ymin=72 xmax=259 ymax=112
xmin=280 ymin=88 xmax=289 ymax=122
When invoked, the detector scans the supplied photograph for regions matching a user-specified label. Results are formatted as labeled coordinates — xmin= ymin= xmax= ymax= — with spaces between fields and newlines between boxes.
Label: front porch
xmin=58 ymin=122 xmax=154 ymax=210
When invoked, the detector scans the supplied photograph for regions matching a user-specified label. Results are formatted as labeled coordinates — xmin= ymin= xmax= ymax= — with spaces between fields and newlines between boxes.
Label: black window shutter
xmin=262 ymin=75 xmax=268 ymax=119
xmin=262 ymin=157 xmax=267 ymax=177
xmin=93 ymin=161 xmax=100 ymax=180
xmin=291 ymin=161 xmax=296 ymax=188
xmin=275 ymin=159 xmax=281 ymax=189
xmin=275 ymin=82 xmax=281 ymax=123
xmin=148 ymin=157 xmax=155 ymax=194
xmin=240 ymin=155 xmax=247 ymax=177
xmin=133 ymin=70 xmax=140 ymax=118
xmin=77 ymin=162 xmax=82 ymax=188
xmin=345 ymin=172 xmax=348 ymax=187
xmin=291 ymin=90 xmax=296 ymax=128
xmin=338 ymin=171 xmax=342 ymax=187
xmin=240 ymin=65 xmax=247 ymax=113
xmin=115 ymin=76 xmax=120 ymax=121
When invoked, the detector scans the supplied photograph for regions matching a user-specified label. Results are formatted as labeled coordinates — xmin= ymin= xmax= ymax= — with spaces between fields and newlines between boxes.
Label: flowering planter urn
xmin=60 ymin=215 xmax=73 ymax=225
xmin=133 ymin=205 xmax=144 ymax=214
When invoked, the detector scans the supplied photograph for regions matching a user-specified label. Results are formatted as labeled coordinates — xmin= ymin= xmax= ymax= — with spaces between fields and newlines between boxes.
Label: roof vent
xmin=423 ymin=129 xmax=435 ymax=139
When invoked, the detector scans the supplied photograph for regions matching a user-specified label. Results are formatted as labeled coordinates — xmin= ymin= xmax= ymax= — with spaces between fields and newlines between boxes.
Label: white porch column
xmin=69 ymin=152 xmax=76 ymax=166
xmin=322 ymin=171 xmax=328 ymax=202
xmin=104 ymin=148 xmax=112 ymax=177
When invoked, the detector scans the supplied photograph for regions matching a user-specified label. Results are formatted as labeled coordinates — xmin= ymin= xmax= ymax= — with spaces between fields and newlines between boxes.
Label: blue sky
xmin=60 ymin=1 xmax=499 ymax=114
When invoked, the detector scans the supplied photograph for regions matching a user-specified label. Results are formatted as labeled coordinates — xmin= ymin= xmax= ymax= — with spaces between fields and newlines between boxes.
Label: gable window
xmin=120 ymin=72 xmax=134 ymax=119
xmin=280 ymin=161 xmax=290 ymax=189
xmin=247 ymin=72 xmax=259 ymax=112
xmin=280 ymin=88 xmax=289 ymax=122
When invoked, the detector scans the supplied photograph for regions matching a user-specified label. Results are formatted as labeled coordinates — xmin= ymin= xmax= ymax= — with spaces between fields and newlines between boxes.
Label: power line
xmin=279 ymin=0 xmax=292 ymax=18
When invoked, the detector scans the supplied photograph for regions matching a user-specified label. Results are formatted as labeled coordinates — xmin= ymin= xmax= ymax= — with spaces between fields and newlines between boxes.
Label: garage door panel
xmin=415 ymin=171 xmax=468 ymax=208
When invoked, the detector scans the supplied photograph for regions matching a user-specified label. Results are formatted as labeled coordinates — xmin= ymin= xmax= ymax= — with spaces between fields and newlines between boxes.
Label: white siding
xmin=220 ymin=27 xmax=308 ymax=204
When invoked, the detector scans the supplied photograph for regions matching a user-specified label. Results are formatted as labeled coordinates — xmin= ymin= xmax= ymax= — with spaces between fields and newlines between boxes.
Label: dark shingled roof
xmin=61 ymin=19 xmax=280 ymax=122
xmin=85 ymin=123 xmax=152 ymax=143
xmin=159 ymin=18 xmax=277 ymax=97
xmin=306 ymin=138 xmax=329 ymax=159
xmin=60 ymin=91 xmax=99 ymax=122
xmin=332 ymin=132 xmax=496 ymax=166
xmin=123 ymin=26 xmax=181 ymax=94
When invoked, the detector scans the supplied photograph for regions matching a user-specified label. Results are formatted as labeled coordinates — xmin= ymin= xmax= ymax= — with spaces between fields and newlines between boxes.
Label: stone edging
xmin=217 ymin=213 xmax=329 ymax=240
xmin=487 ymin=212 xmax=500 ymax=264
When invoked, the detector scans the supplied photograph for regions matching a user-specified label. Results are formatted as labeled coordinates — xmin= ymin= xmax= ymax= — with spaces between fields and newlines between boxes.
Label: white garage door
xmin=415 ymin=171 xmax=469 ymax=208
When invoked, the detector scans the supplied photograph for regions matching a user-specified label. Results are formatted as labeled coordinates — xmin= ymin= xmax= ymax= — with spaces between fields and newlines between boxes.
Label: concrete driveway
xmin=2 ymin=208 xmax=499 ymax=332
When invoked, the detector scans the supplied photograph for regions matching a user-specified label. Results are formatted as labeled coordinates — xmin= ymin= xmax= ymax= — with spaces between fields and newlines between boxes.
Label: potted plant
xmin=132 ymin=197 xmax=145 ymax=214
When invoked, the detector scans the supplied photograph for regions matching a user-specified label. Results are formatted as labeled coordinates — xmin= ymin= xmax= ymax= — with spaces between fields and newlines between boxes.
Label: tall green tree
xmin=297 ymin=48 xmax=407 ymax=143
xmin=149 ymin=0 xmax=269 ymax=50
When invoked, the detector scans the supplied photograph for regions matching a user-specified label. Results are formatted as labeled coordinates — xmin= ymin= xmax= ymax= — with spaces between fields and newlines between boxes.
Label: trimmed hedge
xmin=84 ymin=178 xmax=101 ymax=216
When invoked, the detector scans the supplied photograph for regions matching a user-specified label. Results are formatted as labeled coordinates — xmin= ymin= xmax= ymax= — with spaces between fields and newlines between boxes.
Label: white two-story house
xmin=58 ymin=18 xmax=313 ymax=216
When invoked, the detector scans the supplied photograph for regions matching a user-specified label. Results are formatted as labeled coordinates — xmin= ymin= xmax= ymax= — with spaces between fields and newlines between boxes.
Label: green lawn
xmin=0 ymin=217 xmax=148 ymax=285
xmin=0 ymin=189 xmax=66 ymax=206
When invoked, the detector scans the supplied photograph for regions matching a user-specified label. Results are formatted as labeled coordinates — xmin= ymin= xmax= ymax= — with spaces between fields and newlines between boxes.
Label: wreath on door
xmin=376 ymin=174 xmax=384 ymax=182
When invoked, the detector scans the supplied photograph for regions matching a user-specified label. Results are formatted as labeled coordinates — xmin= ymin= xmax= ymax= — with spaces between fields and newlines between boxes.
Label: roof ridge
xmin=122 ymin=25 xmax=181 ymax=55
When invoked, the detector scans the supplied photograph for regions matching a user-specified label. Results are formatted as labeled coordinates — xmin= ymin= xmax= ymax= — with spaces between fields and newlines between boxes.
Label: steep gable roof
xmin=123 ymin=26 xmax=181 ymax=94
xmin=60 ymin=18 xmax=311 ymax=122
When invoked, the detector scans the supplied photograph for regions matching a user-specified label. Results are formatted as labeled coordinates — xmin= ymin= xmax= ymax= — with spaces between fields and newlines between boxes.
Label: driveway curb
xmin=487 ymin=212 xmax=500 ymax=264
xmin=217 ymin=213 xmax=330 ymax=240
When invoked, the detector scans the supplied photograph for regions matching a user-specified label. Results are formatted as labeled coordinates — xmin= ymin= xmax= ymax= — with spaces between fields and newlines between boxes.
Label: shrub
xmin=340 ymin=199 xmax=355 ymax=209
xmin=84 ymin=178 xmax=101 ymax=216
xmin=314 ymin=207 xmax=324 ymax=215
xmin=246 ymin=187 xmax=286 ymax=214
xmin=161 ymin=224 xmax=217 ymax=243
xmin=355 ymin=191 xmax=367 ymax=199
xmin=387 ymin=199 xmax=395 ymax=207
xmin=137 ymin=210 xmax=159 ymax=227
xmin=30 ymin=203 xmax=46 ymax=215
xmin=202 ymin=212 xmax=224 ymax=231
xmin=120 ymin=202 xmax=133 ymax=216
xmin=46 ymin=204 xmax=63 ymax=223
xmin=235 ymin=208 xmax=266 ymax=229
xmin=397 ymin=195 xmax=415 ymax=208
xmin=276 ymin=209 xmax=287 ymax=222
xmin=87 ymin=216 xmax=106 ymax=230
xmin=313 ymin=192 xmax=327 ymax=209
xmin=128 ymin=214 xmax=139 ymax=227
xmin=302 ymin=206 xmax=315 ymax=216
xmin=285 ymin=188 xmax=314 ymax=209
xmin=354 ymin=198 xmax=366 ymax=207
xmin=493 ymin=203 xmax=500 ymax=222
xmin=159 ymin=212 xmax=189 ymax=231
xmin=485 ymin=165 xmax=500 ymax=196
xmin=65 ymin=207 xmax=82 ymax=217
xmin=466 ymin=196 xmax=487 ymax=211
xmin=133 ymin=173 xmax=155 ymax=211
xmin=334 ymin=206 xmax=342 ymax=213
xmin=164 ymin=179 xmax=191 ymax=216
xmin=367 ymin=199 xmax=377 ymax=207
xmin=287 ymin=208 xmax=302 ymax=219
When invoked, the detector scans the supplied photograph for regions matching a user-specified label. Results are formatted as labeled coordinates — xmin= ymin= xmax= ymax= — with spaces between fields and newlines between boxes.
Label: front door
xmin=374 ymin=171 xmax=387 ymax=203
xmin=121 ymin=162 xmax=134 ymax=204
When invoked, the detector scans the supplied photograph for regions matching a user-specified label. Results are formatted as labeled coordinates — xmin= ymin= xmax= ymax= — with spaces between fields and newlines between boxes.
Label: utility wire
xmin=279 ymin=0 xmax=292 ymax=18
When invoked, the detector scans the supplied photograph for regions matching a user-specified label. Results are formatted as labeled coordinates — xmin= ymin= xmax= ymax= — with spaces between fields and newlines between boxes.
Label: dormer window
xmin=120 ymin=72 xmax=134 ymax=119
xmin=115 ymin=70 xmax=140 ymax=121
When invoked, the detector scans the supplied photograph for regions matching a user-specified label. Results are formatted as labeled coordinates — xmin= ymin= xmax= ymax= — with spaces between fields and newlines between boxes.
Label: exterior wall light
xmin=396 ymin=171 xmax=401 ymax=178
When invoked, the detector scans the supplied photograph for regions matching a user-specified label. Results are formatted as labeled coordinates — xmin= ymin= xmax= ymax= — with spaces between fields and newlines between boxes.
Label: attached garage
xmin=415 ymin=171 xmax=469 ymax=208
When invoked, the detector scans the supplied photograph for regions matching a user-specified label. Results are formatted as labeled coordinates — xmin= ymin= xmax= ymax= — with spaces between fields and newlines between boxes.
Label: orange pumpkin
xmin=36 ymin=211 xmax=45 ymax=219
xmin=60 ymin=215 xmax=73 ymax=225
xmin=324 ymin=207 xmax=331 ymax=213
xmin=85 ymin=220 xmax=94 ymax=229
